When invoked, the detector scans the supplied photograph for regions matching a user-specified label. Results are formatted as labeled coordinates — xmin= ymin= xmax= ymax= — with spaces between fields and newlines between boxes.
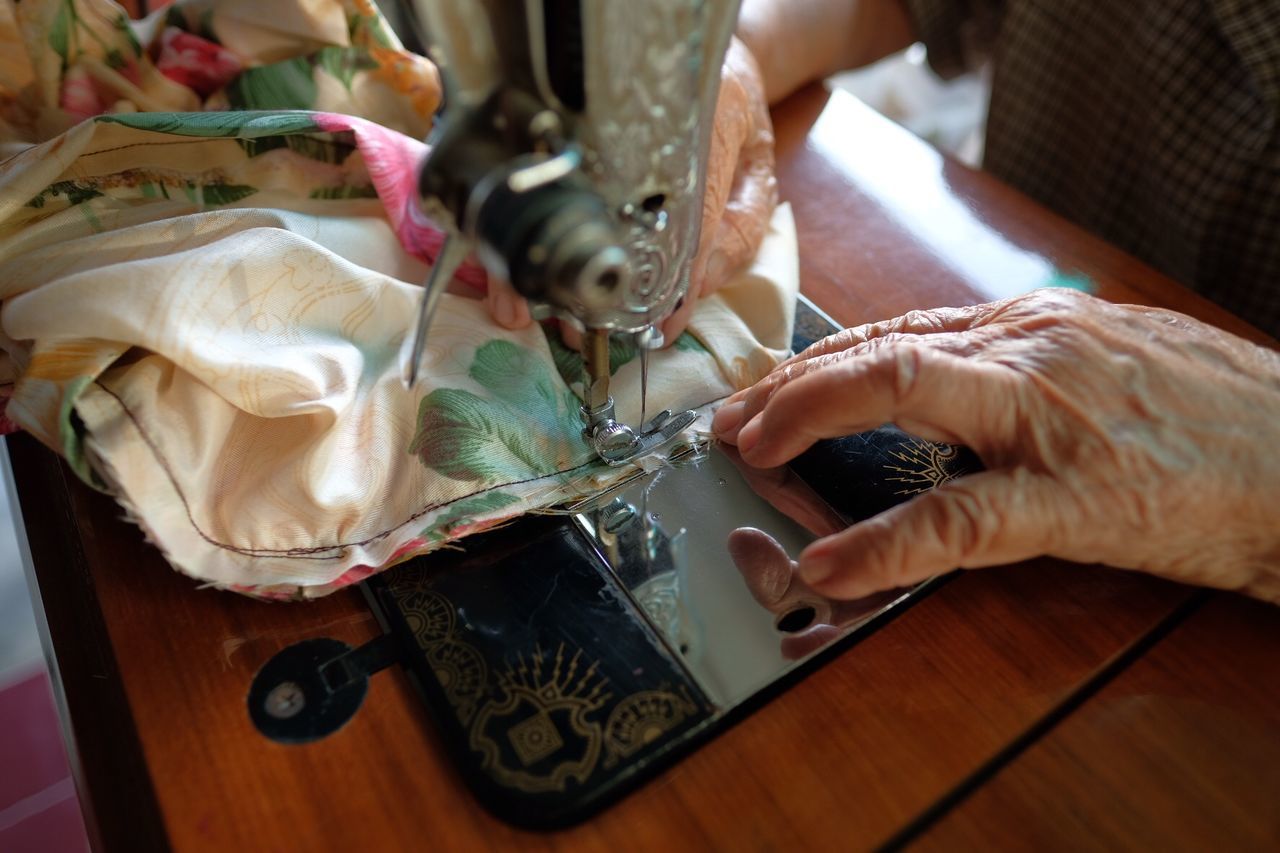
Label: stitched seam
xmin=92 ymin=378 xmax=606 ymax=559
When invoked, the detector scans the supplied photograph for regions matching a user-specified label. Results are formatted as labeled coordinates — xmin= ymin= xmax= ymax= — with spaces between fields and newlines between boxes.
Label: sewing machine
xmin=244 ymin=2 xmax=958 ymax=826
xmin=401 ymin=0 xmax=735 ymax=463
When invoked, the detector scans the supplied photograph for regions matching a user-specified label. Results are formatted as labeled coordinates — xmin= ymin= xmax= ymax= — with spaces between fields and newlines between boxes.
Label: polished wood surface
xmin=12 ymin=84 xmax=1277 ymax=852
xmin=918 ymin=594 xmax=1280 ymax=850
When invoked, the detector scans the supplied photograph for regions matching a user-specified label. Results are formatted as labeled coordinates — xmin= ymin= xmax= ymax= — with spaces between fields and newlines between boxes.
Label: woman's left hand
xmin=713 ymin=289 xmax=1280 ymax=603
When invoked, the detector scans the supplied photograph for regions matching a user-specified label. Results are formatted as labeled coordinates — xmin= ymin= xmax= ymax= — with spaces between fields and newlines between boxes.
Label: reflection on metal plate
xmin=574 ymin=440 xmax=917 ymax=708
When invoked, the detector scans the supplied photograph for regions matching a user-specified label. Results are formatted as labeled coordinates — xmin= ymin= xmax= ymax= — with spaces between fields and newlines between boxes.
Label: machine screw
xmin=601 ymin=501 xmax=637 ymax=534
xmin=264 ymin=681 xmax=307 ymax=719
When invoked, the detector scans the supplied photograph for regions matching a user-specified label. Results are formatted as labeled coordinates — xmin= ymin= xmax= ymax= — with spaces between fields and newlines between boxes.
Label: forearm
xmin=737 ymin=0 xmax=917 ymax=104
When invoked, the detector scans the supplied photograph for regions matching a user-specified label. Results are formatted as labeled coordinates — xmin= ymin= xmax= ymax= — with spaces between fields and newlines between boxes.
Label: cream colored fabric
xmin=0 ymin=0 xmax=800 ymax=599
xmin=2 ymin=164 xmax=796 ymax=596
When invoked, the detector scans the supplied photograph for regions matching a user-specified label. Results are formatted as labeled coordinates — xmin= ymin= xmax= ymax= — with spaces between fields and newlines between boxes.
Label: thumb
xmin=796 ymin=468 xmax=1076 ymax=599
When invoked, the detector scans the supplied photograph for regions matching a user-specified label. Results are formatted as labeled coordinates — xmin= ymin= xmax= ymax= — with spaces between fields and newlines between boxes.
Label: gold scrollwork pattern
xmin=469 ymin=645 xmax=612 ymax=794
xmin=425 ymin=639 xmax=487 ymax=724
xmin=387 ymin=576 xmax=488 ymax=723
xmin=603 ymin=688 xmax=699 ymax=768
xmin=884 ymin=436 xmax=969 ymax=494
xmin=386 ymin=576 xmax=704 ymax=795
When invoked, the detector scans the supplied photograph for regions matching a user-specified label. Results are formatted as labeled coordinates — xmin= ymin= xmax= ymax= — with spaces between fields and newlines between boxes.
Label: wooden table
xmin=10 ymin=85 xmax=1279 ymax=852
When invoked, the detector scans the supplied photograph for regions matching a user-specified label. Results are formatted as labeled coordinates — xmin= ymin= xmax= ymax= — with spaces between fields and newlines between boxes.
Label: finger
xmin=735 ymin=343 xmax=1020 ymax=467
xmin=485 ymin=279 xmax=532 ymax=330
xmin=795 ymin=468 xmax=1075 ymax=599
xmin=559 ymin=321 xmax=583 ymax=351
xmin=727 ymin=527 xmax=796 ymax=607
xmin=780 ymin=624 xmax=842 ymax=661
xmin=722 ymin=303 xmax=993 ymax=409
xmin=716 ymin=330 xmax=981 ymax=443
xmin=776 ymin=303 xmax=994 ymax=372
xmin=659 ymin=296 xmax=697 ymax=346
xmin=716 ymin=349 xmax=852 ymax=441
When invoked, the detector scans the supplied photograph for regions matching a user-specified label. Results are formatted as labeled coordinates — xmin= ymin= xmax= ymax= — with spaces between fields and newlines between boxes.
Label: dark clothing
xmin=905 ymin=0 xmax=1280 ymax=335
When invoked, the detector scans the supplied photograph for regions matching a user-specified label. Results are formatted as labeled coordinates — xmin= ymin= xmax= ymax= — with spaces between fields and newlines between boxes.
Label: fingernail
xmin=793 ymin=545 xmax=834 ymax=584
xmin=494 ymin=295 xmax=516 ymax=328
xmin=712 ymin=400 xmax=746 ymax=438
xmin=736 ymin=415 xmax=763 ymax=455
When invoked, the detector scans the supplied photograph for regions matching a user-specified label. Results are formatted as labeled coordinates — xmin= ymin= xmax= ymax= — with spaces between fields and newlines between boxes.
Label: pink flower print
xmin=388 ymin=536 xmax=430 ymax=563
xmin=154 ymin=28 xmax=243 ymax=99
xmin=311 ymin=112 xmax=487 ymax=289
xmin=59 ymin=67 xmax=106 ymax=122
xmin=327 ymin=536 xmax=432 ymax=590
xmin=329 ymin=563 xmax=380 ymax=589
xmin=0 ymin=398 xmax=19 ymax=436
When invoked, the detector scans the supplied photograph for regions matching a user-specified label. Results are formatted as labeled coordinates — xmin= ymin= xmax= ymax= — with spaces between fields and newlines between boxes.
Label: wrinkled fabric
xmin=0 ymin=0 xmax=799 ymax=599
xmin=0 ymin=0 xmax=438 ymax=145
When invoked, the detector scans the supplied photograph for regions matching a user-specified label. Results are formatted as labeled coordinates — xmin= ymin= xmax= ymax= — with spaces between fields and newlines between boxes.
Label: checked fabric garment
xmin=906 ymin=0 xmax=1280 ymax=335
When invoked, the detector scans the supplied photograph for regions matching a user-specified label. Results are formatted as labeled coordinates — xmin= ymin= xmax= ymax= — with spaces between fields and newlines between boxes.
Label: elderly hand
xmin=713 ymin=289 xmax=1280 ymax=603
xmin=486 ymin=36 xmax=777 ymax=348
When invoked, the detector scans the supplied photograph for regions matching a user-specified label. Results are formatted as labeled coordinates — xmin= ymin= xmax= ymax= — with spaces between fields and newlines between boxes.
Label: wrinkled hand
xmin=486 ymin=36 xmax=777 ymax=347
xmin=713 ymin=289 xmax=1280 ymax=603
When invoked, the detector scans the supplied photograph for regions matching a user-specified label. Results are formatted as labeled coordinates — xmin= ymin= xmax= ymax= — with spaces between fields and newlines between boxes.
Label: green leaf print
xmin=409 ymin=388 xmax=534 ymax=482
xmin=314 ymin=47 xmax=378 ymax=92
xmin=113 ymin=13 xmax=142 ymax=57
xmin=409 ymin=340 xmax=589 ymax=485
xmin=195 ymin=184 xmax=258 ymax=206
xmin=225 ymin=58 xmax=318 ymax=111
xmin=543 ymin=327 xmax=641 ymax=388
xmin=26 ymin=179 xmax=102 ymax=209
xmin=543 ymin=326 xmax=708 ymax=388
xmin=673 ymin=331 xmax=711 ymax=355
xmin=58 ymin=375 xmax=100 ymax=487
xmin=237 ymin=131 xmax=356 ymax=164
xmin=422 ymin=492 xmax=521 ymax=541
xmin=48 ymin=1 xmax=72 ymax=67
xmin=309 ymin=185 xmax=378 ymax=200
xmin=97 ymin=111 xmax=321 ymax=138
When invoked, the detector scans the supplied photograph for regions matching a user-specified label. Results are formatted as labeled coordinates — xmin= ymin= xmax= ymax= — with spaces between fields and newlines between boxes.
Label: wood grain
xmin=772 ymin=87 xmax=1274 ymax=347
xmin=916 ymin=593 xmax=1280 ymax=851
xmin=30 ymin=468 xmax=1194 ymax=851
xmin=12 ymin=84 xmax=1273 ymax=852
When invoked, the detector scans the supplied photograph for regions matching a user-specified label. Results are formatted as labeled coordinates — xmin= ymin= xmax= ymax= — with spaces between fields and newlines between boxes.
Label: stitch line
xmin=92 ymin=378 xmax=605 ymax=559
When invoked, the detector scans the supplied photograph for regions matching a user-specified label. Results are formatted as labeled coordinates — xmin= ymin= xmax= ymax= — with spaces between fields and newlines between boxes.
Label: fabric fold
xmin=0 ymin=0 xmax=801 ymax=598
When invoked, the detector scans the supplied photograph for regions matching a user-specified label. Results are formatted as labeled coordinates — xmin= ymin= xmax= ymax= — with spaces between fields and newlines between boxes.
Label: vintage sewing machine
xmin=246 ymin=0 xmax=970 ymax=827
xmin=401 ymin=0 xmax=731 ymax=463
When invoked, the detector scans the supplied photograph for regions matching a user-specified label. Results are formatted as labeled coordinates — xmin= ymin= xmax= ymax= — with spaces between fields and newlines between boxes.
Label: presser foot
xmin=585 ymin=407 xmax=698 ymax=467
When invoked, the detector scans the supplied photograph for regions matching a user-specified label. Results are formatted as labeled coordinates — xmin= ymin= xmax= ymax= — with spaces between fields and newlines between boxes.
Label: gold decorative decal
xmin=883 ymin=437 xmax=967 ymax=494
xmin=469 ymin=644 xmax=612 ymax=794
xmin=508 ymin=712 xmax=564 ymax=765
xmin=426 ymin=639 xmax=487 ymax=724
xmin=385 ymin=576 xmax=706 ymax=794
xmin=603 ymin=688 xmax=699 ymax=768
xmin=389 ymin=579 xmax=455 ymax=644
xmin=387 ymin=577 xmax=488 ymax=723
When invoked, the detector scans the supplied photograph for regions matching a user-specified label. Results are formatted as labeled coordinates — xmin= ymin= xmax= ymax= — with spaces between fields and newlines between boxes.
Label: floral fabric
xmin=0 ymin=0 xmax=798 ymax=598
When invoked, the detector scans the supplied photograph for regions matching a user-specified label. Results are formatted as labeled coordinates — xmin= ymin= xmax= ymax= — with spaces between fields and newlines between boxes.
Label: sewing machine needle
xmin=404 ymin=234 xmax=469 ymax=388
xmin=639 ymin=341 xmax=649 ymax=433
